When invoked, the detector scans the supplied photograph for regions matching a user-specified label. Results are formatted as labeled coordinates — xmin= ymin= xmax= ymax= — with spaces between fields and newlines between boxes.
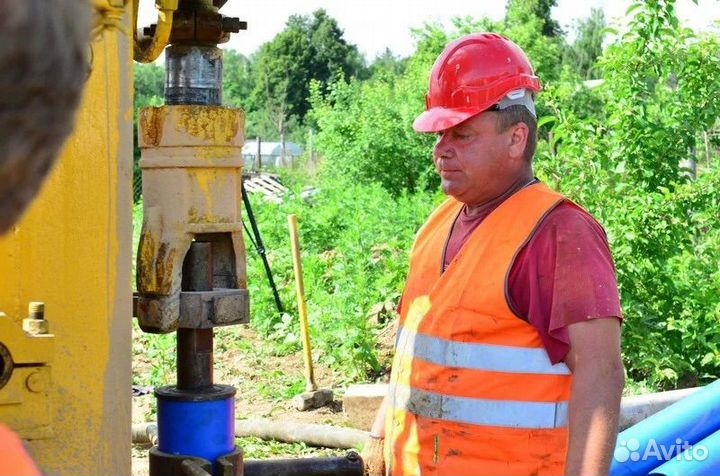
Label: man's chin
xmin=441 ymin=182 xmax=462 ymax=200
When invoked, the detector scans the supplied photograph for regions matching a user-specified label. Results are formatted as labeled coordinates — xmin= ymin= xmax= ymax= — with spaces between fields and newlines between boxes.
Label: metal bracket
xmin=179 ymin=288 xmax=249 ymax=328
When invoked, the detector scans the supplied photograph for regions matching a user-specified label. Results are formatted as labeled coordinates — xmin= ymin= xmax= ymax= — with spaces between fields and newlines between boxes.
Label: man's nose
xmin=434 ymin=134 xmax=452 ymax=159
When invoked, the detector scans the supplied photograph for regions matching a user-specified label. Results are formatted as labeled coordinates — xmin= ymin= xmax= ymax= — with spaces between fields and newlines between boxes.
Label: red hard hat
xmin=413 ymin=33 xmax=541 ymax=133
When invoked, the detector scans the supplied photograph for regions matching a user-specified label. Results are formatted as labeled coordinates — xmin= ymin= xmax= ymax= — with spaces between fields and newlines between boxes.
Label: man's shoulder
xmin=541 ymin=201 xmax=607 ymax=239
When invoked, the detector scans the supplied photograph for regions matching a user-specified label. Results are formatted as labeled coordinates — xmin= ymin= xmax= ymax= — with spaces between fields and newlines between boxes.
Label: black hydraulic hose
xmin=241 ymin=183 xmax=284 ymax=314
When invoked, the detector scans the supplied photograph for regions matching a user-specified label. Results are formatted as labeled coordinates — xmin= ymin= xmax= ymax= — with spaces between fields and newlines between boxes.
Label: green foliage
xmin=134 ymin=63 xmax=164 ymax=109
xmin=368 ymin=48 xmax=408 ymax=78
xmin=308 ymin=69 xmax=438 ymax=196
xmin=503 ymin=0 xmax=564 ymax=82
xmin=506 ymin=0 xmax=563 ymax=38
xmin=244 ymin=176 xmax=440 ymax=380
xmin=132 ymin=320 xmax=176 ymax=387
xmin=562 ymin=8 xmax=607 ymax=79
xmin=223 ymin=49 xmax=253 ymax=109
xmin=247 ymin=9 xmax=365 ymax=140
xmin=537 ymin=0 xmax=720 ymax=388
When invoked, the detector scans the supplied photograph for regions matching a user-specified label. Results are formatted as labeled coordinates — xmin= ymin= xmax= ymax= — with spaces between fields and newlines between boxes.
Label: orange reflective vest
xmin=0 ymin=425 xmax=41 ymax=476
xmin=385 ymin=183 xmax=573 ymax=476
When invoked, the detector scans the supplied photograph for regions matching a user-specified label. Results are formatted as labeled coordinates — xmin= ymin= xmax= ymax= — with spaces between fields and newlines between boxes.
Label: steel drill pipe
xmin=177 ymin=241 xmax=214 ymax=390
xmin=177 ymin=328 xmax=214 ymax=390
xmin=243 ymin=453 xmax=364 ymax=476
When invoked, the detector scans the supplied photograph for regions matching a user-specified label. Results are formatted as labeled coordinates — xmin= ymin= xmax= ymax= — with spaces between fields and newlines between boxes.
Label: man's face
xmin=433 ymin=112 xmax=526 ymax=206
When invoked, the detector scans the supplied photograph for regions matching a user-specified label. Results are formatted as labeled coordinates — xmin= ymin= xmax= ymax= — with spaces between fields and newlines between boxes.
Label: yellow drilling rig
xmin=0 ymin=2 xmax=362 ymax=475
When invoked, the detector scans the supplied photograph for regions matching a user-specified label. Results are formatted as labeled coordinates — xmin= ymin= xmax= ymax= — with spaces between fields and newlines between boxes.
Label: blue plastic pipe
xmin=648 ymin=430 xmax=720 ymax=475
xmin=610 ymin=380 xmax=720 ymax=476
xmin=157 ymin=394 xmax=235 ymax=464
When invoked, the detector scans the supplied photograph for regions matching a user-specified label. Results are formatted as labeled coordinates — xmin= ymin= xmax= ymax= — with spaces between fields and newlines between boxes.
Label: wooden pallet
xmin=242 ymin=173 xmax=288 ymax=204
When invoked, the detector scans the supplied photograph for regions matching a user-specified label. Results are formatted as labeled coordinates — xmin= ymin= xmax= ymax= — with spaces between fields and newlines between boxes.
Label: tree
xmin=134 ymin=62 xmax=164 ymax=109
xmin=369 ymin=48 xmax=407 ymax=78
xmin=222 ymin=49 xmax=253 ymax=108
xmin=563 ymin=9 xmax=607 ymax=79
xmin=248 ymin=9 xmax=365 ymax=143
xmin=307 ymin=9 xmax=366 ymax=81
xmin=506 ymin=0 xmax=562 ymax=38
xmin=502 ymin=0 xmax=565 ymax=82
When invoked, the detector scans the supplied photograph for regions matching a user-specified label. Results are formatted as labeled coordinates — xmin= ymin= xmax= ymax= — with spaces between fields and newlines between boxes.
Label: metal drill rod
xmin=243 ymin=454 xmax=364 ymax=476
xmin=177 ymin=328 xmax=214 ymax=390
xmin=178 ymin=241 xmax=214 ymax=390
xmin=180 ymin=459 xmax=213 ymax=476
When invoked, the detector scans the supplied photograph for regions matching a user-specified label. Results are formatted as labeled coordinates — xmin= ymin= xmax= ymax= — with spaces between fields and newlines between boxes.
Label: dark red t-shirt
xmin=440 ymin=194 xmax=623 ymax=364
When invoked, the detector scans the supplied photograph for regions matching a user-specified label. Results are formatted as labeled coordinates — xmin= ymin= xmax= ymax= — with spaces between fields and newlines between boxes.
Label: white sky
xmin=139 ymin=0 xmax=720 ymax=60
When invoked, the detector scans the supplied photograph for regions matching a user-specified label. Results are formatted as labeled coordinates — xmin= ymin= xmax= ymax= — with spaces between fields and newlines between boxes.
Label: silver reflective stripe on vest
xmin=392 ymin=384 xmax=569 ymax=429
xmin=397 ymin=327 xmax=571 ymax=375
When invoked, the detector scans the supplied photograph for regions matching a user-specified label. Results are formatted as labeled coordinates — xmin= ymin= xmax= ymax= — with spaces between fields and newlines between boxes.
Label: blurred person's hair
xmin=0 ymin=0 xmax=91 ymax=234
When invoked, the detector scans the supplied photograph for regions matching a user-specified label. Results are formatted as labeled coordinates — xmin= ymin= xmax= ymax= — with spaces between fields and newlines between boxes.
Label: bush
xmin=536 ymin=0 xmax=720 ymax=388
xmin=244 ymin=175 xmax=442 ymax=380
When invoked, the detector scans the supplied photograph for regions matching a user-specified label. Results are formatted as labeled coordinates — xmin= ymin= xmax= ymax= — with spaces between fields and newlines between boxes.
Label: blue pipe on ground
xmin=648 ymin=430 xmax=720 ymax=476
xmin=610 ymin=380 xmax=720 ymax=476
xmin=156 ymin=385 xmax=236 ymax=466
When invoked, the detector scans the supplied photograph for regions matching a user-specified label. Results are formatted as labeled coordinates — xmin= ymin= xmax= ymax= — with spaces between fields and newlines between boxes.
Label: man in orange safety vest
xmin=361 ymin=33 xmax=625 ymax=476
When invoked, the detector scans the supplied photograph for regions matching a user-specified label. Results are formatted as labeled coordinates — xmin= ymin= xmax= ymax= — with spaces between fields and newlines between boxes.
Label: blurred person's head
xmin=0 ymin=0 xmax=91 ymax=234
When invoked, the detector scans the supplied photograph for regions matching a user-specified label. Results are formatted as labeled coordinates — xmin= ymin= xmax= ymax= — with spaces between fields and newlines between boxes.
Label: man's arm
xmin=564 ymin=317 xmax=625 ymax=476
xmin=361 ymin=393 xmax=389 ymax=476
xmin=369 ymin=393 xmax=389 ymax=438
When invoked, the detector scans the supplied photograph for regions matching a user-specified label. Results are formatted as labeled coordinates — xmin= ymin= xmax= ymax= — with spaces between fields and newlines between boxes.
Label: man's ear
xmin=508 ymin=122 xmax=529 ymax=160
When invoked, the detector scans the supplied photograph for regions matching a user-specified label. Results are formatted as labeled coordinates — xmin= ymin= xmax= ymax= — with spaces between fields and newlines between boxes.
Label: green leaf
xmin=625 ymin=3 xmax=644 ymax=17
xmin=537 ymin=115 xmax=557 ymax=129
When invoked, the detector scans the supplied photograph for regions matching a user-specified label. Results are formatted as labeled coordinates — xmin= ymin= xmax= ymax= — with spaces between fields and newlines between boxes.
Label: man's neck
xmin=465 ymin=173 xmax=536 ymax=218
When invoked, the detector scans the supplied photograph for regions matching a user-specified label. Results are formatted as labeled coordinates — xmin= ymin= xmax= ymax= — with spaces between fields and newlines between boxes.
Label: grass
xmin=624 ymin=378 xmax=659 ymax=397
xmin=237 ymin=436 xmax=346 ymax=459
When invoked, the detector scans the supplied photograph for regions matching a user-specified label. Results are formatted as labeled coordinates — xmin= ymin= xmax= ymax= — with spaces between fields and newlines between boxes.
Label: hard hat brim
xmin=412 ymin=107 xmax=484 ymax=133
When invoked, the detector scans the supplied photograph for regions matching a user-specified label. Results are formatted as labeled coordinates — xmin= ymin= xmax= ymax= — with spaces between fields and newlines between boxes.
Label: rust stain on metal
xmin=139 ymin=107 xmax=168 ymax=147
xmin=187 ymin=206 xmax=232 ymax=224
xmin=188 ymin=207 xmax=199 ymax=223
xmin=175 ymin=106 xmax=240 ymax=144
xmin=137 ymin=229 xmax=176 ymax=295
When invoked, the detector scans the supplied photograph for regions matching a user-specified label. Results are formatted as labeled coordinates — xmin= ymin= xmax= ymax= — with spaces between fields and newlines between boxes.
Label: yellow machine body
xmin=0 ymin=4 xmax=133 ymax=474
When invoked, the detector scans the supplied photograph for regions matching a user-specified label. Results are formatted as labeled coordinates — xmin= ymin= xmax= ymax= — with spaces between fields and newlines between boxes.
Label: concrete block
xmin=343 ymin=383 xmax=388 ymax=430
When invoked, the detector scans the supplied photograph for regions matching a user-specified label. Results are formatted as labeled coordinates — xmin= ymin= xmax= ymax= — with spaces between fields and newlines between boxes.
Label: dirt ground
xmin=131 ymin=323 xmax=394 ymax=475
